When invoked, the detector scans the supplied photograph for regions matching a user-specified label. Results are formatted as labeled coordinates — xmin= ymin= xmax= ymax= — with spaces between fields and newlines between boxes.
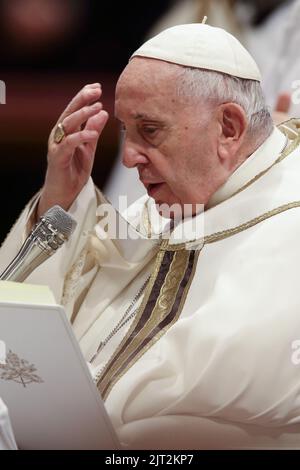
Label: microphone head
xmin=42 ymin=205 xmax=77 ymax=239
xmin=0 ymin=205 xmax=78 ymax=282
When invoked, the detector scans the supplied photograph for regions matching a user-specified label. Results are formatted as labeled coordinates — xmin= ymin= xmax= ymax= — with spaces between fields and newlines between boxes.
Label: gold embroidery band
xmin=97 ymin=121 xmax=300 ymax=399
xmin=98 ymin=248 xmax=199 ymax=400
xmin=163 ymin=201 xmax=300 ymax=252
xmin=230 ymin=129 xmax=300 ymax=200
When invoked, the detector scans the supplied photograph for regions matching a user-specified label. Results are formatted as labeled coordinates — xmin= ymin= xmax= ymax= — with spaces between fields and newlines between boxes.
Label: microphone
xmin=0 ymin=205 xmax=77 ymax=283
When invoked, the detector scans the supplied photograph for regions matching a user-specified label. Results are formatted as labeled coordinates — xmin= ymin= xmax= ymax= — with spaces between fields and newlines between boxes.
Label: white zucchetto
xmin=131 ymin=23 xmax=261 ymax=82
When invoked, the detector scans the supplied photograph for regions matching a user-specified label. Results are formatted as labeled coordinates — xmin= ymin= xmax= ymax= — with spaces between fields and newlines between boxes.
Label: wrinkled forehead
xmin=116 ymin=57 xmax=182 ymax=98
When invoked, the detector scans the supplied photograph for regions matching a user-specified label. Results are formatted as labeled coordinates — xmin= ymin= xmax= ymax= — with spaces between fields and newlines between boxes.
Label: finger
xmin=275 ymin=93 xmax=291 ymax=113
xmin=85 ymin=83 xmax=102 ymax=88
xmin=62 ymin=102 xmax=103 ymax=134
xmin=85 ymin=109 xmax=109 ymax=131
xmin=59 ymin=84 xmax=102 ymax=122
xmin=84 ymin=110 xmax=109 ymax=154
xmin=59 ymin=130 xmax=99 ymax=157
xmin=77 ymin=143 xmax=96 ymax=175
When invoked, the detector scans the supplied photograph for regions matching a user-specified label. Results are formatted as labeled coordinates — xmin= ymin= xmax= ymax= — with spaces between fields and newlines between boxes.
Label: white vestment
xmin=1 ymin=121 xmax=300 ymax=449
xmin=0 ymin=398 xmax=17 ymax=450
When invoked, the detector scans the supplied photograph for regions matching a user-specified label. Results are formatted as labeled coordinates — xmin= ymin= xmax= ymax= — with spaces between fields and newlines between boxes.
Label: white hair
xmin=176 ymin=67 xmax=273 ymax=139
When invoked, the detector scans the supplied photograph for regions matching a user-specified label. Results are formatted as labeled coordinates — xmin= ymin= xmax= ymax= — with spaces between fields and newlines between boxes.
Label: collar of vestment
xmin=97 ymin=120 xmax=300 ymax=399
xmin=145 ymin=119 xmax=300 ymax=250
xmin=206 ymin=126 xmax=287 ymax=209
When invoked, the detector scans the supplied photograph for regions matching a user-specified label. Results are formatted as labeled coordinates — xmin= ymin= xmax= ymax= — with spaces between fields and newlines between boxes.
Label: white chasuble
xmin=1 ymin=121 xmax=300 ymax=449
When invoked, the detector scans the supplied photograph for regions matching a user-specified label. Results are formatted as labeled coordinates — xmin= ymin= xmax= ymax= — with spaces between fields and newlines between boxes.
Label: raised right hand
xmin=38 ymin=83 xmax=109 ymax=217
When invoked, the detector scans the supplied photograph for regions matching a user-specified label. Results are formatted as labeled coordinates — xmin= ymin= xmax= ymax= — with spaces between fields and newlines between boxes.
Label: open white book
xmin=0 ymin=281 xmax=119 ymax=450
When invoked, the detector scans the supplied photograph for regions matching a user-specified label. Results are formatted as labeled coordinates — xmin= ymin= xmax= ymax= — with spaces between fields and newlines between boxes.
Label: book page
xmin=0 ymin=281 xmax=56 ymax=305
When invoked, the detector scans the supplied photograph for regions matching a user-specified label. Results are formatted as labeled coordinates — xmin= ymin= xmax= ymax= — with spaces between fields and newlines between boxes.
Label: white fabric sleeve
xmin=0 ymin=178 xmax=98 ymax=303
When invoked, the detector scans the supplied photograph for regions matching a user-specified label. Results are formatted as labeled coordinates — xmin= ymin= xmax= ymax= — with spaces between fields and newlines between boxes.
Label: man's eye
xmin=143 ymin=127 xmax=158 ymax=136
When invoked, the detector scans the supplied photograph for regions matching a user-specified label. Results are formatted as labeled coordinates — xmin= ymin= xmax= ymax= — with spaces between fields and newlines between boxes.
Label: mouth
xmin=146 ymin=182 xmax=164 ymax=198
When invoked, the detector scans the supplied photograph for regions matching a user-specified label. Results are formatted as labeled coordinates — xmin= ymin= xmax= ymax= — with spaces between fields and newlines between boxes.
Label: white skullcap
xmin=131 ymin=23 xmax=261 ymax=82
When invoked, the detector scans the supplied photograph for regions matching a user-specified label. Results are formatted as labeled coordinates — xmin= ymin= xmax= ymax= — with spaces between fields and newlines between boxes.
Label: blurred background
xmin=1 ymin=0 xmax=299 ymax=243
xmin=0 ymin=0 xmax=171 ymax=241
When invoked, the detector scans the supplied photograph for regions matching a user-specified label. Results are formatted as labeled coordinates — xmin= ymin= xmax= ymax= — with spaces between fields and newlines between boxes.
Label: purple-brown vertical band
xmin=98 ymin=248 xmax=199 ymax=400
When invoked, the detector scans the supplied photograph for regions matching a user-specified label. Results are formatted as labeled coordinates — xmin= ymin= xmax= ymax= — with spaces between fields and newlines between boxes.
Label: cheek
xmin=149 ymin=148 xmax=175 ymax=178
xmin=156 ymin=140 xmax=184 ymax=175
xmin=183 ymin=135 xmax=216 ymax=177
xmin=153 ymin=129 xmax=214 ymax=186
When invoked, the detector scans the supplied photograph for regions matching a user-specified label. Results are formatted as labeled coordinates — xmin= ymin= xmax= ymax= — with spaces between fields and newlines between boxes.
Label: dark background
xmin=0 ymin=0 xmax=171 ymax=243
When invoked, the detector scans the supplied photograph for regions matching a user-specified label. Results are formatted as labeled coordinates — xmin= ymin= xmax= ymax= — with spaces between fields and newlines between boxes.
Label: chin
xmin=152 ymin=198 xmax=184 ymax=219
xmin=152 ymin=192 xmax=204 ymax=219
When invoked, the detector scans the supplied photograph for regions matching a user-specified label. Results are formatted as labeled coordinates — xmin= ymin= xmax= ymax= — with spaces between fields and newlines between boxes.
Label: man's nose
xmin=122 ymin=142 xmax=149 ymax=168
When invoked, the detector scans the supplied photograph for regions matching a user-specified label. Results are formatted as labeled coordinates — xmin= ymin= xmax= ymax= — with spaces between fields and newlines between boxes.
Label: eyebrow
xmin=133 ymin=113 xmax=162 ymax=122
xmin=114 ymin=111 xmax=162 ymax=122
xmin=114 ymin=112 xmax=151 ymax=120
xmin=134 ymin=113 xmax=148 ymax=120
xmin=133 ymin=113 xmax=156 ymax=121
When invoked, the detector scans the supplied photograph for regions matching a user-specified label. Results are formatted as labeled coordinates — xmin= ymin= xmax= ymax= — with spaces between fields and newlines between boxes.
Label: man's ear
xmin=217 ymin=103 xmax=248 ymax=170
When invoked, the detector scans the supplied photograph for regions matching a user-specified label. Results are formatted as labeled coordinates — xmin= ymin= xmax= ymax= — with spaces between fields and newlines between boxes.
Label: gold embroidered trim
xmin=142 ymin=202 xmax=152 ymax=238
xmin=161 ymin=201 xmax=300 ymax=251
xmin=62 ymin=247 xmax=88 ymax=319
xmin=139 ymin=120 xmax=300 ymax=250
xmin=230 ymin=128 xmax=300 ymax=199
xmin=163 ymin=122 xmax=300 ymax=252
xmin=278 ymin=118 xmax=300 ymax=139
xmin=97 ymin=248 xmax=166 ymax=396
xmin=102 ymin=250 xmax=200 ymax=401
xmin=96 ymin=120 xmax=300 ymax=398
xmin=227 ymin=120 xmax=300 ymax=201
xmin=204 ymin=201 xmax=300 ymax=245
xmin=98 ymin=250 xmax=189 ymax=397
xmin=97 ymin=248 xmax=197 ymax=400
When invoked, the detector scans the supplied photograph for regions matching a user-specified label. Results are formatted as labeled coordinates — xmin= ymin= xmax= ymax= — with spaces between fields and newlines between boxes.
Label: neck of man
xmin=232 ymin=125 xmax=274 ymax=176
xmin=202 ymin=125 xmax=274 ymax=212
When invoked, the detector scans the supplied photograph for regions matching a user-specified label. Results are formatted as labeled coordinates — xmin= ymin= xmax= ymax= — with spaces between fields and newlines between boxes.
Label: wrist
xmin=37 ymin=189 xmax=77 ymax=218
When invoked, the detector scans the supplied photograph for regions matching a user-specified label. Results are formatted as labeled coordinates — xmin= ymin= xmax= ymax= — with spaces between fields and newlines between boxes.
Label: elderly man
xmin=1 ymin=24 xmax=300 ymax=449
